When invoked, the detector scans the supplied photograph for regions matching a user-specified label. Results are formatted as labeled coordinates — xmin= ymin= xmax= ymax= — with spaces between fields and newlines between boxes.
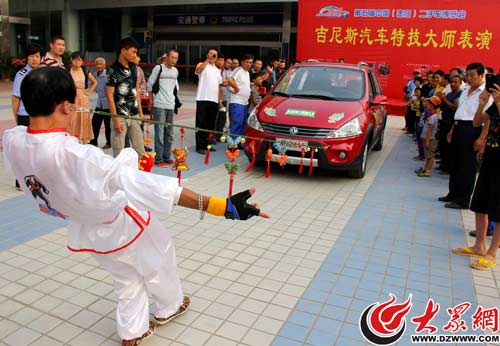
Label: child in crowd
xmin=248 ymin=72 xmax=264 ymax=114
xmin=410 ymin=87 xmax=423 ymax=138
xmin=416 ymin=96 xmax=441 ymax=177
xmin=414 ymin=93 xmax=428 ymax=162
xmin=406 ymin=80 xmax=423 ymax=134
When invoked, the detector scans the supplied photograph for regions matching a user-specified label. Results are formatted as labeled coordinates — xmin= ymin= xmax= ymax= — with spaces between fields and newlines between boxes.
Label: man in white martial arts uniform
xmin=3 ymin=67 xmax=269 ymax=346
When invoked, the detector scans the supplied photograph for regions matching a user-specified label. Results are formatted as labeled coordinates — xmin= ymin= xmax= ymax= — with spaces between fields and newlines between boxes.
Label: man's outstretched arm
xmin=178 ymin=187 xmax=270 ymax=220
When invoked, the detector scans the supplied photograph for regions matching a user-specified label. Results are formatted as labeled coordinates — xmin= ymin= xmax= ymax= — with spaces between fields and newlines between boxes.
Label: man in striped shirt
xmin=40 ymin=35 xmax=66 ymax=69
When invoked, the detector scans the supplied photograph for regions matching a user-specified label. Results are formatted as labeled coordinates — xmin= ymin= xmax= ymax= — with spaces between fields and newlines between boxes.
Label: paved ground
xmin=0 ymin=80 xmax=499 ymax=346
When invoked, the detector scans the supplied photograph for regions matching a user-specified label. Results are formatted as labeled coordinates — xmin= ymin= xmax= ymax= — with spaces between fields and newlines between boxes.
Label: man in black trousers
xmin=439 ymin=63 xmax=492 ymax=209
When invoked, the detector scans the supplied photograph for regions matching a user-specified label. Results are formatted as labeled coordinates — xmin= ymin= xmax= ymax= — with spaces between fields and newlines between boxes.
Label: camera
xmin=485 ymin=74 xmax=500 ymax=92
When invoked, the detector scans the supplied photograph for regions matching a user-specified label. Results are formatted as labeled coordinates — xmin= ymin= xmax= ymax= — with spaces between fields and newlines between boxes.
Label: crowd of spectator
xmin=402 ymin=62 xmax=500 ymax=271
xmin=11 ymin=36 xmax=288 ymax=164
xmin=13 ymin=35 xmax=499 ymax=270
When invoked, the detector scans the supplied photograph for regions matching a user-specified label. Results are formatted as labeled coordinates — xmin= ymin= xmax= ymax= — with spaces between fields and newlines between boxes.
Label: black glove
xmin=225 ymin=190 xmax=260 ymax=220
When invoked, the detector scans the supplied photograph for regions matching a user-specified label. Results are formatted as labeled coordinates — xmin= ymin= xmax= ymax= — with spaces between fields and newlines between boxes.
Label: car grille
xmin=261 ymin=123 xmax=331 ymax=138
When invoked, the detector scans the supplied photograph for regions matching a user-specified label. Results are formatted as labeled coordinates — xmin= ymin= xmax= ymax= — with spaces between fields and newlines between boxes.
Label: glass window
xmin=273 ymin=66 xmax=365 ymax=101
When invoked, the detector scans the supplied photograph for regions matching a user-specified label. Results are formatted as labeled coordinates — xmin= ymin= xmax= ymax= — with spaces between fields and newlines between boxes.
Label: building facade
xmin=7 ymin=0 xmax=297 ymax=80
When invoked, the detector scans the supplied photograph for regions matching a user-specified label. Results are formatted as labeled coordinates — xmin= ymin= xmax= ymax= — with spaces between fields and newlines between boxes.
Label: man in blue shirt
xmin=11 ymin=43 xmax=41 ymax=190
xmin=90 ymin=57 xmax=112 ymax=149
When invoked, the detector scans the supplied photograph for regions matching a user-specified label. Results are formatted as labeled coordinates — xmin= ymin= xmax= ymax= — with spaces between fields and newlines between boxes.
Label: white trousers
xmin=92 ymin=214 xmax=183 ymax=340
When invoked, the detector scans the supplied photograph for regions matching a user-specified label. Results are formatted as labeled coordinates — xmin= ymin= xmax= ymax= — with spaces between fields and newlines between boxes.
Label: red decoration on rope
xmin=179 ymin=128 xmax=185 ymax=185
xmin=265 ymin=142 xmax=273 ymax=178
xmin=204 ymin=132 xmax=213 ymax=165
xmin=245 ymin=140 xmax=256 ymax=173
xmin=180 ymin=127 xmax=185 ymax=147
xmin=138 ymin=152 xmax=155 ymax=172
xmin=224 ymin=137 xmax=241 ymax=197
xmin=229 ymin=175 xmax=234 ymax=196
xmin=172 ymin=128 xmax=188 ymax=186
xmin=298 ymin=147 xmax=306 ymax=174
xmin=308 ymin=149 xmax=315 ymax=177
xmin=143 ymin=118 xmax=153 ymax=147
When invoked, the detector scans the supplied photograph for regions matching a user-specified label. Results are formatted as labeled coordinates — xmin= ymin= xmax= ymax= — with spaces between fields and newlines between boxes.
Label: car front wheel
xmin=348 ymin=141 xmax=368 ymax=178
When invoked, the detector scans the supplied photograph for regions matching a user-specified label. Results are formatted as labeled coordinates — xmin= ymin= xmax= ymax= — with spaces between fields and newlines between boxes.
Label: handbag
xmin=152 ymin=65 xmax=162 ymax=94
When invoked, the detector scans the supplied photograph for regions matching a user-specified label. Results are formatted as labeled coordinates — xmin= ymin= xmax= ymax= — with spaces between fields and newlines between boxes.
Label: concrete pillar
xmin=146 ymin=7 xmax=154 ymax=63
xmin=0 ymin=0 xmax=11 ymax=54
xmin=62 ymin=0 xmax=79 ymax=52
xmin=9 ymin=21 xmax=16 ymax=55
xmin=80 ymin=13 xmax=86 ymax=53
xmin=281 ymin=2 xmax=292 ymax=61
xmin=121 ymin=8 xmax=131 ymax=39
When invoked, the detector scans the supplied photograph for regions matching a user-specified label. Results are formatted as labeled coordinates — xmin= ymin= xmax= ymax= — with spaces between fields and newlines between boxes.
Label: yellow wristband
xmin=206 ymin=196 xmax=227 ymax=216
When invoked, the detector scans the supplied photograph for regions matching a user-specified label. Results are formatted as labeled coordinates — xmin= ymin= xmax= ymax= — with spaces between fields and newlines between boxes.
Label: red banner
xmin=297 ymin=1 xmax=498 ymax=110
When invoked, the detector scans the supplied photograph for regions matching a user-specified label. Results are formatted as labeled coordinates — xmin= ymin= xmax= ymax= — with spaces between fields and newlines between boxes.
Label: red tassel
xmin=245 ymin=140 xmax=256 ymax=173
xmin=265 ymin=142 xmax=272 ymax=178
xmin=204 ymin=149 xmax=210 ymax=165
xmin=229 ymin=174 xmax=234 ymax=196
xmin=180 ymin=128 xmax=185 ymax=147
xmin=205 ymin=133 xmax=213 ymax=165
xmin=177 ymin=171 xmax=181 ymax=186
xmin=308 ymin=149 xmax=315 ymax=176
xmin=298 ymin=147 xmax=305 ymax=174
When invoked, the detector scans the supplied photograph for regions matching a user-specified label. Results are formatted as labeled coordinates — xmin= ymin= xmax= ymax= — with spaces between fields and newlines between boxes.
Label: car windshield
xmin=273 ymin=66 xmax=365 ymax=101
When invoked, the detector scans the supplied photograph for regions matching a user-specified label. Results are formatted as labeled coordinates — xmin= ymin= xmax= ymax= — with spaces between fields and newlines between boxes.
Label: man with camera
xmin=195 ymin=48 xmax=222 ymax=154
xmin=452 ymin=81 xmax=500 ymax=270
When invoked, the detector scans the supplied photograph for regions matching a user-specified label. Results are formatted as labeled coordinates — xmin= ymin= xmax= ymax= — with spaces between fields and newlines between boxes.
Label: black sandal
xmin=154 ymin=296 xmax=190 ymax=325
xmin=122 ymin=321 xmax=155 ymax=346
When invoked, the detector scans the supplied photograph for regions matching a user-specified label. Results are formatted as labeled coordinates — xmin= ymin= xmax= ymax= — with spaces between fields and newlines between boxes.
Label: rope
xmin=93 ymin=109 xmax=331 ymax=150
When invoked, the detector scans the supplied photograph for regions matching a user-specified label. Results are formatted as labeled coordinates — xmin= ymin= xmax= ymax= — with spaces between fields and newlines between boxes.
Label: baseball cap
xmin=427 ymin=96 xmax=441 ymax=107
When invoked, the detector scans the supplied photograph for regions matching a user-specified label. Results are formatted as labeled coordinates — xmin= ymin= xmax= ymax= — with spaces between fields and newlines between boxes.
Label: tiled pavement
xmin=0 ymin=81 xmax=499 ymax=346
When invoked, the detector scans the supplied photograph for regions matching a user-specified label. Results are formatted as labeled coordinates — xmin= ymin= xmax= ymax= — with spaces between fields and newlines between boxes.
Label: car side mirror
xmin=372 ymin=95 xmax=387 ymax=105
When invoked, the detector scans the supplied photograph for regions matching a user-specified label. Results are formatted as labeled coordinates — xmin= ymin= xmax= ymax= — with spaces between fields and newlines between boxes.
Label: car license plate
xmin=275 ymin=138 xmax=308 ymax=151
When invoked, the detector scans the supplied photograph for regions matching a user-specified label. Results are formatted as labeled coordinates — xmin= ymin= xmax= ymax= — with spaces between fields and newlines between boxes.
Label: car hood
xmin=256 ymin=95 xmax=364 ymax=129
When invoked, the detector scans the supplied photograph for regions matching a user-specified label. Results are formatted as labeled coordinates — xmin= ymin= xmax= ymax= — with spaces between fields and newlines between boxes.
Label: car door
xmin=367 ymin=71 xmax=385 ymax=137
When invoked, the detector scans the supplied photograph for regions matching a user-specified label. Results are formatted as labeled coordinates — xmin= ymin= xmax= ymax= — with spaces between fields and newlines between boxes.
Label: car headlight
xmin=247 ymin=108 xmax=263 ymax=132
xmin=327 ymin=117 xmax=363 ymax=138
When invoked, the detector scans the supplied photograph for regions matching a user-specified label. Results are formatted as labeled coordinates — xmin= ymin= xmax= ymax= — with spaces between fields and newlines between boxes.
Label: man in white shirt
xmin=3 ymin=67 xmax=269 ymax=346
xmin=11 ymin=43 xmax=41 ymax=190
xmin=439 ymin=63 xmax=493 ymax=209
xmin=195 ymin=48 xmax=222 ymax=154
xmin=227 ymin=54 xmax=254 ymax=137
xmin=147 ymin=49 xmax=179 ymax=167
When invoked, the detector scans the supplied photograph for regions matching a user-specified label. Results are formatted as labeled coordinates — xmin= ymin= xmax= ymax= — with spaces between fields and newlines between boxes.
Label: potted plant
xmin=0 ymin=51 xmax=16 ymax=82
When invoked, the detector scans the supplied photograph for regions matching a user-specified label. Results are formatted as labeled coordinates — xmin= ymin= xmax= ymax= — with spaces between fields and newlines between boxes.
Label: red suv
xmin=244 ymin=61 xmax=387 ymax=178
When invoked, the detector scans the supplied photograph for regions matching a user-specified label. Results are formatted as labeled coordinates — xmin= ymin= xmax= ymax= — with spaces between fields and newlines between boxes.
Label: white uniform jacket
xmin=3 ymin=127 xmax=182 ymax=255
